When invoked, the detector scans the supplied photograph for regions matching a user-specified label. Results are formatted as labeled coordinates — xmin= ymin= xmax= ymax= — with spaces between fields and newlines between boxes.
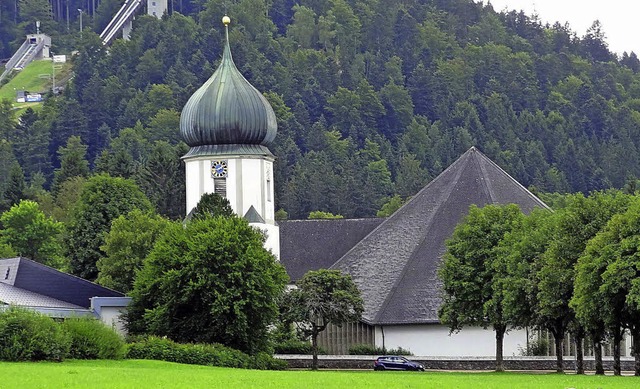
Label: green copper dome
xmin=180 ymin=18 xmax=277 ymax=155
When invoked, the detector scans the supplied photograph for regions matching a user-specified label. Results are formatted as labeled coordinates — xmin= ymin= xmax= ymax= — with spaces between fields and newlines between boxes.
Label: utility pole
xmin=78 ymin=9 xmax=84 ymax=38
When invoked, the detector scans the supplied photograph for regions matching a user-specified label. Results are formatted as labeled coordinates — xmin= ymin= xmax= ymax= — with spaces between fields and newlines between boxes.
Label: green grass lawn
xmin=0 ymin=359 xmax=638 ymax=389
xmin=0 ymin=59 xmax=72 ymax=112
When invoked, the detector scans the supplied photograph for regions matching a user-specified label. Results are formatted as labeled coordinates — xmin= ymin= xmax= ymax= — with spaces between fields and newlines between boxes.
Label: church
xmin=178 ymin=17 xmax=550 ymax=357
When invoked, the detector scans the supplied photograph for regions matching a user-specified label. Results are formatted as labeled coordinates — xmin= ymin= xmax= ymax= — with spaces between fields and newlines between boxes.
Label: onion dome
xmin=180 ymin=16 xmax=277 ymax=157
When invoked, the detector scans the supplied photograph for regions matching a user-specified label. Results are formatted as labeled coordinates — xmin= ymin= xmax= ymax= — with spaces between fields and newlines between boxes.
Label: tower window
xmin=214 ymin=178 xmax=227 ymax=197
xmin=267 ymin=177 xmax=272 ymax=202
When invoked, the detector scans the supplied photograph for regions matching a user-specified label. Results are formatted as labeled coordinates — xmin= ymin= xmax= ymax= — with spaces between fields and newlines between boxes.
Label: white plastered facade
xmin=184 ymin=154 xmax=280 ymax=259
xmin=374 ymin=324 xmax=528 ymax=357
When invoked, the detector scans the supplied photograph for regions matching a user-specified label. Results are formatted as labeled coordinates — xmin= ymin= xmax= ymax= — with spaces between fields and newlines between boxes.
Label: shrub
xmin=252 ymin=352 xmax=288 ymax=370
xmin=519 ymin=334 xmax=549 ymax=356
xmin=274 ymin=339 xmax=312 ymax=354
xmin=126 ymin=336 xmax=286 ymax=370
xmin=0 ymin=306 xmax=71 ymax=362
xmin=349 ymin=344 xmax=413 ymax=356
xmin=62 ymin=317 xmax=126 ymax=359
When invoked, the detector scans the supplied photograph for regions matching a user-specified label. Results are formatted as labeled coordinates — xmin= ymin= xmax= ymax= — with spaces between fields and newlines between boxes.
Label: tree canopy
xmin=66 ymin=174 xmax=153 ymax=280
xmin=439 ymin=203 xmax=524 ymax=371
xmin=283 ymin=269 xmax=364 ymax=370
xmin=126 ymin=214 xmax=288 ymax=354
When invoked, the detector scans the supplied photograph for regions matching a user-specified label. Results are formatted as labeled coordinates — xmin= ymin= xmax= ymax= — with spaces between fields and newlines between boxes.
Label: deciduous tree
xmin=283 ymin=269 xmax=363 ymax=370
xmin=126 ymin=215 xmax=288 ymax=354
xmin=66 ymin=174 xmax=152 ymax=280
xmin=0 ymin=200 xmax=63 ymax=267
xmin=439 ymin=204 xmax=525 ymax=372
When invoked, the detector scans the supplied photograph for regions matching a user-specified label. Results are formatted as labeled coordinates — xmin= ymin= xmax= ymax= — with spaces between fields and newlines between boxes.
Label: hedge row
xmin=273 ymin=339 xmax=327 ymax=355
xmin=348 ymin=344 xmax=413 ymax=356
xmin=126 ymin=337 xmax=287 ymax=370
xmin=0 ymin=307 xmax=125 ymax=362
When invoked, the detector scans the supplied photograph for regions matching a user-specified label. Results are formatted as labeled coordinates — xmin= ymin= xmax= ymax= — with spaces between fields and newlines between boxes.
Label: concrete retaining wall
xmin=276 ymin=355 xmax=637 ymax=371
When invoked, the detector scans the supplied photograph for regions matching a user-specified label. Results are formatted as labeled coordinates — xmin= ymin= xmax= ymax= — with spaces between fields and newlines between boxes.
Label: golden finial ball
xmin=222 ymin=16 xmax=231 ymax=26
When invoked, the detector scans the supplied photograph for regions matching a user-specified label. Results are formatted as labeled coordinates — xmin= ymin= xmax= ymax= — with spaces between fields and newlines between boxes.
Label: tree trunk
xmin=575 ymin=331 xmax=584 ymax=374
xmin=613 ymin=329 xmax=622 ymax=376
xmin=631 ymin=327 xmax=640 ymax=376
xmin=494 ymin=324 xmax=506 ymax=372
xmin=593 ymin=336 xmax=605 ymax=375
xmin=552 ymin=328 xmax=564 ymax=373
xmin=311 ymin=331 xmax=319 ymax=371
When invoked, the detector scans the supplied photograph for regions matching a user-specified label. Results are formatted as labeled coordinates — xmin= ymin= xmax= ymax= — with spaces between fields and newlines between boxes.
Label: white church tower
xmin=179 ymin=16 xmax=279 ymax=259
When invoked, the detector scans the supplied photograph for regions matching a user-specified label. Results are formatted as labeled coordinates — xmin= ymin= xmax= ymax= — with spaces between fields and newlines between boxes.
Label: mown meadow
xmin=2 ymin=359 xmax=639 ymax=389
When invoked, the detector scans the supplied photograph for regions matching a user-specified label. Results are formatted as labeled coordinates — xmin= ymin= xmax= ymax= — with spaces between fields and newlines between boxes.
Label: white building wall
xmin=250 ymin=223 xmax=280 ymax=260
xmin=374 ymin=324 xmax=528 ymax=357
xmin=147 ymin=0 xmax=168 ymax=17
xmin=98 ymin=306 xmax=128 ymax=334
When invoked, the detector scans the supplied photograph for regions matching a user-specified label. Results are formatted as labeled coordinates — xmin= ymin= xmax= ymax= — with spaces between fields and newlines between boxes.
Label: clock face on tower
xmin=211 ymin=160 xmax=228 ymax=178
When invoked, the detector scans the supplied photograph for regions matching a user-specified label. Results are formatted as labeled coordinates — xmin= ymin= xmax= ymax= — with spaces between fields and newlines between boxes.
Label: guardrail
xmin=0 ymin=39 xmax=30 ymax=83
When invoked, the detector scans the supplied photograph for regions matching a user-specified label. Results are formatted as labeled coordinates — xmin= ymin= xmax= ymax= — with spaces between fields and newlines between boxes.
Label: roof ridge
xmin=472 ymin=148 xmax=550 ymax=210
xmin=330 ymin=147 xmax=476 ymax=272
xmin=475 ymin=152 xmax=496 ymax=203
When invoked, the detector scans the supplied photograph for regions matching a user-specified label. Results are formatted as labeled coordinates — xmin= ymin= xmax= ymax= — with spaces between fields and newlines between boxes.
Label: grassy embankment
xmin=1 ymin=359 xmax=638 ymax=389
xmin=0 ymin=59 xmax=72 ymax=115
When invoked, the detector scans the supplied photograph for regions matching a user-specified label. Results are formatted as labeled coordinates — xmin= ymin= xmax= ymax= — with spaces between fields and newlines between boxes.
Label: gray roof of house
xmin=0 ymin=282 xmax=84 ymax=309
xmin=330 ymin=147 xmax=549 ymax=325
xmin=0 ymin=257 xmax=124 ymax=309
xmin=279 ymin=218 xmax=383 ymax=282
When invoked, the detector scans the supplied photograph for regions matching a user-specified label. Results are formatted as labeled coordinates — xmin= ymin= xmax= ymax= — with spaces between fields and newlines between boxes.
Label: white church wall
xmin=250 ymin=223 xmax=280 ymax=260
xmin=185 ymin=157 xmax=275 ymax=223
xmin=374 ymin=324 xmax=528 ymax=357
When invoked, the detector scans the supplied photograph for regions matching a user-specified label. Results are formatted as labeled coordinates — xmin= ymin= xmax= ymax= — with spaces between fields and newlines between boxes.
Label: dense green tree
xmin=189 ymin=192 xmax=235 ymax=220
xmin=573 ymin=198 xmax=640 ymax=376
xmin=308 ymin=211 xmax=343 ymax=219
xmin=66 ymin=174 xmax=153 ymax=280
xmin=498 ymin=208 xmax=555 ymax=331
xmin=51 ymin=136 xmax=90 ymax=194
xmin=376 ymin=195 xmax=405 ymax=218
xmin=536 ymin=191 xmax=632 ymax=372
xmin=439 ymin=204 xmax=525 ymax=372
xmin=283 ymin=269 xmax=364 ymax=370
xmin=4 ymin=0 xmax=640 ymax=223
xmin=0 ymin=100 xmax=15 ymax=140
xmin=13 ymin=109 xmax=51 ymax=181
xmin=0 ymin=200 xmax=63 ymax=267
xmin=96 ymin=209 xmax=170 ymax=293
xmin=135 ymin=141 xmax=186 ymax=219
xmin=126 ymin=215 xmax=288 ymax=354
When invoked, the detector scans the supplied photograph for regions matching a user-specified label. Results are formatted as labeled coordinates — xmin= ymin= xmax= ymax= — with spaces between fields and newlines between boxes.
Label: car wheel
xmin=374 ymin=366 xmax=385 ymax=371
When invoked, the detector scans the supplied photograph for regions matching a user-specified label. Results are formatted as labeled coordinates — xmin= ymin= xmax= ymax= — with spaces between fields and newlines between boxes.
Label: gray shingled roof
xmin=244 ymin=205 xmax=266 ymax=223
xmin=330 ymin=147 xmax=549 ymax=325
xmin=0 ymin=282 xmax=84 ymax=309
xmin=0 ymin=257 xmax=124 ymax=309
xmin=279 ymin=218 xmax=383 ymax=282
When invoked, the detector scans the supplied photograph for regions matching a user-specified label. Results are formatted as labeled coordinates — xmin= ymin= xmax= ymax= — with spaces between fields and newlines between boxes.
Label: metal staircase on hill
xmin=99 ymin=0 xmax=144 ymax=45
xmin=0 ymin=36 xmax=47 ymax=84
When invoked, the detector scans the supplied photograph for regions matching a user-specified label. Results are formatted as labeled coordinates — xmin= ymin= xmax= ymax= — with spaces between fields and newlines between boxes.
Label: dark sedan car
xmin=373 ymin=356 xmax=425 ymax=371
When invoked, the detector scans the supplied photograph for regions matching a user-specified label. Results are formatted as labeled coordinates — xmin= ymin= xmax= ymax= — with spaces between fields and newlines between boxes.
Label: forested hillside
xmin=2 ymin=0 xmax=640 ymax=219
